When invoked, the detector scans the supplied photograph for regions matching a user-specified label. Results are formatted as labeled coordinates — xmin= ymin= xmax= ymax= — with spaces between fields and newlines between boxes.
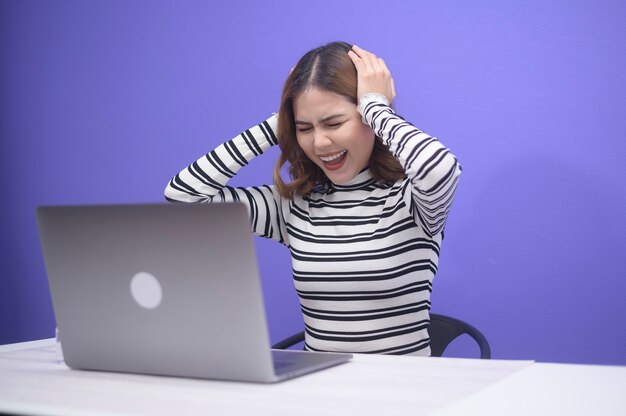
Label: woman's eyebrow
xmin=320 ymin=114 xmax=347 ymax=123
xmin=295 ymin=114 xmax=347 ymax=125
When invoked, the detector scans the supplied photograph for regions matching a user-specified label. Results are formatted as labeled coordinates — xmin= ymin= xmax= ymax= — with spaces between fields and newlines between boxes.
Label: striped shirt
xmin=164 ymin=96 xmax=461 ymax=355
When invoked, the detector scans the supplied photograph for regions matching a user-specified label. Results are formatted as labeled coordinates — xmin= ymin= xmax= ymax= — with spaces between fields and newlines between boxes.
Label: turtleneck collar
xmin=330 ymin=168 xmax=374 ymax=190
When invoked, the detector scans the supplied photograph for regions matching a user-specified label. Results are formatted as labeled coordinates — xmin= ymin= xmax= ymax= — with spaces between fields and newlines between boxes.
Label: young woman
xmin=164 ymin=42 xmax=461 ymax=356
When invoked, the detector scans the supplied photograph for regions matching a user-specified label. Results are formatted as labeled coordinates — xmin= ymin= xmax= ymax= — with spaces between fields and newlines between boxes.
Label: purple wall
xmin=1 ymin=0 xmax=625 ymax=365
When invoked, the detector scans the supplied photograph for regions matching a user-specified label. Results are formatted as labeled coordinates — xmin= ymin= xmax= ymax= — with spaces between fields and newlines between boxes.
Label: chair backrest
xmin=272 ymin=313 xmax=491 ymax=359
xmin=428 ymin=313 xmax=491 ymax=359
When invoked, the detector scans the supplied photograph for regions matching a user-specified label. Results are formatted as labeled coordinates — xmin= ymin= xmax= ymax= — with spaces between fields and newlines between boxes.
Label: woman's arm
xmin=164 ymin=116 xmax=278 ymax=202
xmin=349 ymin=45 xmax=461 ymax=237
xmin=163 ymin=115 xmax=289 ymax=245
xmin=360 ymin=95 xmax=461 ymax=237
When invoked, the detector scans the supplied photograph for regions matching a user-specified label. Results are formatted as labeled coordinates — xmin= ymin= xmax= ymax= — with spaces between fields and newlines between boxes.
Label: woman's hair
xmin=273 ymin=41 xmax=405 ymax=199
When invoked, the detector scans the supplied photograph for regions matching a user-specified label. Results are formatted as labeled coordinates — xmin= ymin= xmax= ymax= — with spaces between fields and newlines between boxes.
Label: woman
xmin=165 ymin=42 xmax=461 ymax=356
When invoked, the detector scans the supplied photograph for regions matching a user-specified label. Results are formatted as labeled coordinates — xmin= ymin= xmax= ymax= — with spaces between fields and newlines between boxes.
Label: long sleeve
xmin=163 ymin=115 xmax=289 ymax=245
xmin=359 ymin=95 xmax=462 ymax=237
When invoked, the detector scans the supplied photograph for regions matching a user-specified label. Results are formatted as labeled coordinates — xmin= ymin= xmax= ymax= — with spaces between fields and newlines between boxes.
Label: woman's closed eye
xmin=297 ymin=122 xmax=343 ymax=133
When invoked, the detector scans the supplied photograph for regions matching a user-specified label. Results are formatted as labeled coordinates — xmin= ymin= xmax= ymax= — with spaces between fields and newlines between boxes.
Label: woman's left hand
xmin=348 ymin=45 xmax=396 ymax=105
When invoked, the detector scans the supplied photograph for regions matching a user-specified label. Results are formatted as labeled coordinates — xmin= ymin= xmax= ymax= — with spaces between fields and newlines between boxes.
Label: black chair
xmin=428 ymin=313 xmax=491 ymax=359
xmin=272 ymin=313 xmax=491 ymax=359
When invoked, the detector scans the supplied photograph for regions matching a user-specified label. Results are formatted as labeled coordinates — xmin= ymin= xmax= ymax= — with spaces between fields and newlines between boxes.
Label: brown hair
xmin=273 ymin=41 xmax=405 ymax=199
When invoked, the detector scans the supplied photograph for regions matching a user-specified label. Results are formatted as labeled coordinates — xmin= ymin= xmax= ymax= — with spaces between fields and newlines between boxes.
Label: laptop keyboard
xmin=272 ymin=350 xmax=298 ymax=371
xmin=273 ymin=360 xmax=295 ymax=371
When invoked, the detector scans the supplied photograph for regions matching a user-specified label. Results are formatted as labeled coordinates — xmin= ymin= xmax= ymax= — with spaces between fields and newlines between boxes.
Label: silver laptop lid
xmin=36 ymin=203 xmax=279 ymax=382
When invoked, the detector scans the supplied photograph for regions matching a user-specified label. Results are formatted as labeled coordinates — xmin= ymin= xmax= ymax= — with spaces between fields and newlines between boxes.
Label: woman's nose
xmin=313 ymin=130 xmax=332 ymax=149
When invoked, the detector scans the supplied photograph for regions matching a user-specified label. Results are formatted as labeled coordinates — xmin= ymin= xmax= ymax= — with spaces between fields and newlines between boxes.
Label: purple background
xmin=1 ymin=0 xmax=625 ymax=364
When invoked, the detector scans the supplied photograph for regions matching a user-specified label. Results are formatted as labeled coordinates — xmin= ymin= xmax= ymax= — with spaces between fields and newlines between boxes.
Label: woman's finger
xmin=378 ymin=57 xmax=389 ymax=74
xmin=353 ymin=44 xmax=376 ymax=60
xmin=347 ymin=49 xmax=365 ymax=72
xmin=352 ymin=45 xmax=376 ymax=72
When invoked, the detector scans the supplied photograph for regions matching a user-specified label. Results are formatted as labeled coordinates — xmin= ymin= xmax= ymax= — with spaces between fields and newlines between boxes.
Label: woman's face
xmin=293 ymin=88 xmax=375 ymax=185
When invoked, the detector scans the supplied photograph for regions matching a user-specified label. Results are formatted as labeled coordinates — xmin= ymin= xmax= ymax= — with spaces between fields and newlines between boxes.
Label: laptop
xmin=36 ymin=203 xmax=352 ymax=383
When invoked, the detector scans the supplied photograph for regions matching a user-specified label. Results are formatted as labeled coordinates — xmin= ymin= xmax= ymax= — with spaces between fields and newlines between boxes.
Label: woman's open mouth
xmin=319 ymin=150 xmax=347 ymax=170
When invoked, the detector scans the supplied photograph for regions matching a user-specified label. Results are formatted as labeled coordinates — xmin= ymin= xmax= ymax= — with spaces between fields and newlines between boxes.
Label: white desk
xmin=0 ymin=340 xmax=625 ymax=415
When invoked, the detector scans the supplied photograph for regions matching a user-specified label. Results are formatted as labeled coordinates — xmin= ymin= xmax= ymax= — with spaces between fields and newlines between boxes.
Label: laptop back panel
xmin=37 ymin=203 xmax=278 ymax=382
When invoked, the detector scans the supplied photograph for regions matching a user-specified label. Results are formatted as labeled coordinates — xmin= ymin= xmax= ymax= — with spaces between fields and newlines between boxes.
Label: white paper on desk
xmin=431 ymin=361 xmax=626 ymax=416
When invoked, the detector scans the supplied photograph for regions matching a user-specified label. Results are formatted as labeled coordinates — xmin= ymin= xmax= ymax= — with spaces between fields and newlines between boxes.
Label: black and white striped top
xmin=164 ymin=96 xmax=462 ymax=355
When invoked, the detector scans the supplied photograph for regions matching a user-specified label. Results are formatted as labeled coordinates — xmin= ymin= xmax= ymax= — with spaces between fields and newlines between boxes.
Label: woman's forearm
xmin=164 ymin=115 xmax=278 ymax=203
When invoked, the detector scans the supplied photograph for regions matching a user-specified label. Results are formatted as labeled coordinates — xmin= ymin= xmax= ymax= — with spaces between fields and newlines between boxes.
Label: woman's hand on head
xmin=348 ymin=45 xmax=396 ymax=105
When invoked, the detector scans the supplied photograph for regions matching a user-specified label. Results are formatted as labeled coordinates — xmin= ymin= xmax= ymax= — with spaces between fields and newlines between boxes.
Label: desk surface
xmin=0 ymin=340 xmax=625 ymax=416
